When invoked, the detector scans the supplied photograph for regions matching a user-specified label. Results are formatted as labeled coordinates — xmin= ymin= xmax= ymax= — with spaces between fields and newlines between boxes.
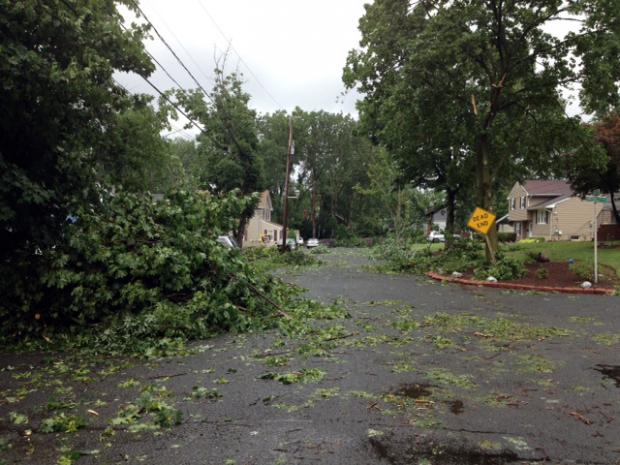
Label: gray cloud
xmin=116 ymin=0 xmax=367 ymax=134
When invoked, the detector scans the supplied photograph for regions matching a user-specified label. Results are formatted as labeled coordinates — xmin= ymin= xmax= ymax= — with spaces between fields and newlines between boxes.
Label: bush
xmin=520 ymin=237 xmax=546 ymax=244
xmin=0 ymin=189 xmax=294 ymax=350
xmin=535 ymin=267 xmax=549 ymax=280
xmin=498 ymin=232 xmax=517 ymax=242
xmin=570 ymin=261 xmax=594 ymax=281
xmin=474 ymin=256 xmax=527 ymax=281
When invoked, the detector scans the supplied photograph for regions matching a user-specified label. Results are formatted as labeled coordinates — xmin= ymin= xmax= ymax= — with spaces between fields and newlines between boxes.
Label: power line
xmin=141 ymin=3 xmax=216 ymax=89
xmin=119 ymin=23 xmax=186 ymax=91
xmin=137 ymin=76 xmax=206 ymax=134
xmin=194 ymin=0 xmax=283 ymax=109
xmin=129 ymin=0 xmax=214 ymax=103
xmin=57 ymin=0 xmax=205 ymax=134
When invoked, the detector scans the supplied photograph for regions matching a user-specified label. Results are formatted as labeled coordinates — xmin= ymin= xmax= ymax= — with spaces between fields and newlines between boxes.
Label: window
xmin=520 ymin=197 xmax=526 ymax=209
xmin=536 ymin=210 xmax=550 ymax=224
xmin=511 ymin=197 xmax=516 ymax=210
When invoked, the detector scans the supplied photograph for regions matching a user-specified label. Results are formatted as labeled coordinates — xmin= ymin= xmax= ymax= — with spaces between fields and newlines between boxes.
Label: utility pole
xmin=281 ymin=116 xmax=293 ymax=251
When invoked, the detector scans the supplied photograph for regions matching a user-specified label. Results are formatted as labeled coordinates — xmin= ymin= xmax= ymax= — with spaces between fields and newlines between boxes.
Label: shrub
xmin=535 ymin=267 xmax=549 ymax=279
xmin=520 ymin=237 xmax=546 ymax=244
xmin=0 ymin=189 xmax=294 ymax=350
xmin=474 ymin=256 xmax=526 ymax=281
xmin=498 ymin=232 xmax=517 ymax=242
xmin=570 ymin=261 xmax=594 ymax=281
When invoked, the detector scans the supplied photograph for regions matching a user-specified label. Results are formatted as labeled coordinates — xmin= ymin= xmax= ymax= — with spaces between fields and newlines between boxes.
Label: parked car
xmin=217 ymin=235 xmax=239 ymax=248
xmin=306 ymin=238 xmax=320 ymax=248
xmin=427 ymin=231 xmax=445 ymax=243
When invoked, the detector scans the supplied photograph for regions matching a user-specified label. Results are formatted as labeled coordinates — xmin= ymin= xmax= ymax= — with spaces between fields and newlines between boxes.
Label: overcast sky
xmin=116 ymin=0 xmax=368 ymax=136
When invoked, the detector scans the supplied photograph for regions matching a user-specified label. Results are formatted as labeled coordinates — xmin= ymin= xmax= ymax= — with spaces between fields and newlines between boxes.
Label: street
xmin=1 ymin=248 xmax=619 ymax=465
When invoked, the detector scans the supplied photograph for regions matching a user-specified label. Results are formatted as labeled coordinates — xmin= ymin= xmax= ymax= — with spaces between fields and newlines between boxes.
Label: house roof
xmin=257 ymin=190 xmax=273 ymax=211
xmin=522 ymin=180 xmax=573 ymax=197
xmin=527 ymin=194 xmax=572 ymax=210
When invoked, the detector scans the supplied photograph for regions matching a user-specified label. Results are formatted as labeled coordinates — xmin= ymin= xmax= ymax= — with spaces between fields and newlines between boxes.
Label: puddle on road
xmin=393 ymin=383 xmax=432 ymax=398
xmin=594 ymin=364 xmax=620 ymax=387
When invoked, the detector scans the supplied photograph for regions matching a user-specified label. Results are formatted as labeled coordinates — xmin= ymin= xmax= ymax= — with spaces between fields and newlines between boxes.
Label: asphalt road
xmin=1 ymin=248 xmax=619 ymax=465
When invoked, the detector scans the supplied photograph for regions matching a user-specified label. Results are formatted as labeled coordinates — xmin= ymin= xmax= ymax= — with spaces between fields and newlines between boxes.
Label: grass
xmin=504 ymin=240 xmax=620 ymax=278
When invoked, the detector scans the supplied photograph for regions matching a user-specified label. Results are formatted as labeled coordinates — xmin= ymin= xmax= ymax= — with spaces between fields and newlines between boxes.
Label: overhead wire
xmin=57 ymin=0 xmax=205 ymax=134
xmin=128 ymin=0 xmax=214 ymax=103
xmin=119 ymin=22 xmax=186 ymax=91
xmin=138 ymin=2 xmax=217 ymax=89
xmin=194 ymin=0 xmax=283 ymax=109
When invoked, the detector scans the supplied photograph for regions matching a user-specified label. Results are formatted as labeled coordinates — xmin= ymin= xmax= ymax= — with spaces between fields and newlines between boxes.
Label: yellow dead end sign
xmin=467 ymin=207 xmax=496 ymax=235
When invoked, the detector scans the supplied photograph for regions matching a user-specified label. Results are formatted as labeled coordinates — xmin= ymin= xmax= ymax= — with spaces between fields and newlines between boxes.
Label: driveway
xmin=1 ymin=248 xmax=619 ymax=465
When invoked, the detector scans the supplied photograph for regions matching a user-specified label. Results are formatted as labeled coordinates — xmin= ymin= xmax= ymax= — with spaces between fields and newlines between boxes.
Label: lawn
xmin=504 ymin=241 xmax=620 ymax=278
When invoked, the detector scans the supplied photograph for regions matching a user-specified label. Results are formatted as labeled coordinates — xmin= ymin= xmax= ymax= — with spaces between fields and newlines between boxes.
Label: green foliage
xmin=498 ymin=232 xmax=517 ymax=243
xmin=174 ymin=70 xmax=262 ymax=244
xmin=376 ymin=237 xmax=527 ymax=281
xmin=344 ymin=0 xmax=620 ymax=260
xmin=111 ymin=385 xmax=181 ymax=430
xmin=0 ymin=0 xmax=155 ymax=287
xmin=40 ymin=413 xmax=85 ymax=434
xmin=476 ymin=256 xmax=527 ymax=281
xmin=243 ymin=247 xmax=320 ymax=271
xmin=536 ymin=267 xmax=549 ymax=280
xmin=520 ymin=237 xmax=546 ymax=244
xmin=374 ymin=238 xmax=485 ymax=274
xmin=570 ymin=261 xmax=595 ymax=282
xmin=0 ymin=190 xmax=297 ymax=353
xmin=260 ymin=368 xmax=326 ymax=385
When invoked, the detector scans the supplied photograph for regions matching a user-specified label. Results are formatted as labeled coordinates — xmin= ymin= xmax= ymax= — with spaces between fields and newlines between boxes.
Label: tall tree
xmin=0 ymin=0 xmax=153 ymax=275
xmin=568 ymin=114 xmax=620 ymax=223
xmin=97 ymin=99 xmax=177 ymax=192
xmin=345 ymin=0 xmax=620 ymax=261
xmin=176 ymin=69 xmax=262 ymax=245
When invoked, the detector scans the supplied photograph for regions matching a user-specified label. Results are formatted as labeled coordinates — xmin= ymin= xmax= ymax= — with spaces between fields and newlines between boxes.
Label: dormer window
xmin=520 ymin=197 xmax=526 ymax=209
xmin=511 ymin=197 xmax=516 ymax=210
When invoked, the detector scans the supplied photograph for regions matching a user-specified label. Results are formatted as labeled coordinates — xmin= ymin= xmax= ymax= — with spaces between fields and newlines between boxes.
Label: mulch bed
xmin=464 ymin=261 xmax=617 ymax=290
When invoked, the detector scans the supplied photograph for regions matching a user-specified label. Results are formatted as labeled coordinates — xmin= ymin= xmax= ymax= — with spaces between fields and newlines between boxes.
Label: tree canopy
xmin=0 ymin=0 xmax=154 ymax=264
xmin=344 ymin=0 xmax=620 ymax=260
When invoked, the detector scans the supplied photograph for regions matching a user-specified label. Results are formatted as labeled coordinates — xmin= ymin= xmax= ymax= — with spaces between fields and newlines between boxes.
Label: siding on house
xmin=507 ymin=183 xmax=529 ymax=222
xmin=530 ymin=210 xmax=552 ymax=238
xmin=554 ymin=197 xmax=603 ymax=241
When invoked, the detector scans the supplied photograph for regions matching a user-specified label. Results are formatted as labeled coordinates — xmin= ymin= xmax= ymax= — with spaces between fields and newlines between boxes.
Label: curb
xmin=426 ymin=272 xmax=616 ymax=296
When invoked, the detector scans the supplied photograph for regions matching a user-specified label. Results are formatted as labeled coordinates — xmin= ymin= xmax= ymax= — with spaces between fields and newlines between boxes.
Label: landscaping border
xmin=426 ymin=271 xmax=616 ymax=296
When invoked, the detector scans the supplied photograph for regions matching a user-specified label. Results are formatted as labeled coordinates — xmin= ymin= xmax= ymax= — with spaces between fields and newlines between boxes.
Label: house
xmin=426 ymin=208 xmax=447 ymax=234
xmin=495 ymin=215 xmax=515 ymax=234
xmin=243 ymin=191 xmax=283 ymax=247
xmin=507 ymin=180 xmax=612 ymax=241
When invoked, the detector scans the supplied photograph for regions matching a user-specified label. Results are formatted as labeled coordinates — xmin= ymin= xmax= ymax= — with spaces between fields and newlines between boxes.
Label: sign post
xmin=586 ymin=195 xmax=608 ymax=284
xmin=467 ymin=207 xmax=497 ymax=264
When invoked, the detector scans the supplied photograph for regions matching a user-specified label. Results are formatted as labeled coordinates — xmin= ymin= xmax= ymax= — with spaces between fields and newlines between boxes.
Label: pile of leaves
xmin=0 ymin=190 xmax=297 ymax=353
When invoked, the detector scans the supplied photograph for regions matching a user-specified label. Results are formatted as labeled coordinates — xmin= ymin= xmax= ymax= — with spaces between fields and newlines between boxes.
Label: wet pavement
xmin=1 ymin=248 xmax=619 ymax=465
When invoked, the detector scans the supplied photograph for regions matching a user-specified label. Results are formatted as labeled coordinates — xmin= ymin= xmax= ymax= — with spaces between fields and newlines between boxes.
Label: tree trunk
xmin=235 ymin=215 xmax=248 ymax=248
xmin=476 ymin=134 xmax=498 ymax=263
xmin=394 ymin=187 xmax=402 ymax=242
xmin=445 ymin=189 xmax=456 ymax=249
xmin=610 ymin=192 xmax=620 ymax=224
xmin=311 ymin=179 xmax=318 ymax=238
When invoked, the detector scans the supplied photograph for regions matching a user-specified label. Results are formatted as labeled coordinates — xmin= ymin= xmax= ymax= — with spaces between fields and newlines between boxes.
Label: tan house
xmin=507 ymin=180 xmax=611 ymax=241
xmin=243 ymin=191 xmax=284 ymax=247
